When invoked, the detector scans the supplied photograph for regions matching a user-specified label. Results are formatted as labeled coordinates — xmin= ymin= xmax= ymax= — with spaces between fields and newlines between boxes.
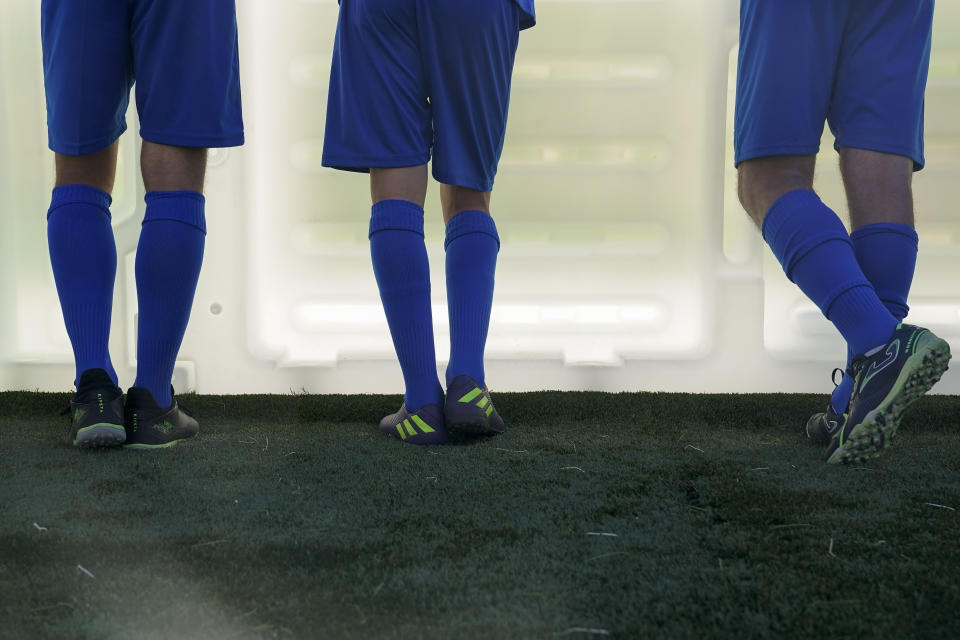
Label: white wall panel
xmin=1 ymin=0 xmax=958 ymax=396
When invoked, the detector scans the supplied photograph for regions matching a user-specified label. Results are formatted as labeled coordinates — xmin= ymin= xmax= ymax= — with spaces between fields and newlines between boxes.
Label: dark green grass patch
xmin=1 ymin=391 xmax=959 ymax=639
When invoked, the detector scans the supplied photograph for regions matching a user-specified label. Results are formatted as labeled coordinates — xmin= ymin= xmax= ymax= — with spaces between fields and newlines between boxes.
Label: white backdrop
xmin=1 ymin=0 xmax=958 ymax=395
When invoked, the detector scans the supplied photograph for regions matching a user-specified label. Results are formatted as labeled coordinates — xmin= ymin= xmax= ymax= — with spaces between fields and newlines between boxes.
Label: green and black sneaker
xmin=66 ymin=368 xmax=125 ymax=449
xmin=378 ymin=403 xmax=447 ymax=445
xmin=123 ymin=387 xmax=199 ymax=450
xmin=444 ymin=375 xmax=505 ymax=436
xmin=826 ymin=324 xmax=951 ymax=465
xmin=806 ymin=403 xmax=846 ymax=444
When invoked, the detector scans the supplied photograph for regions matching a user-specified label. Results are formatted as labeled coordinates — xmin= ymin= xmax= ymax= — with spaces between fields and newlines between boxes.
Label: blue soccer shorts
xmin=322 ymin=0 xmax=524 ymax=192
xmin=41 ymin=0 xmax=245 ymax=156
xmin=735 ymin=0 xmax=934 ymax=170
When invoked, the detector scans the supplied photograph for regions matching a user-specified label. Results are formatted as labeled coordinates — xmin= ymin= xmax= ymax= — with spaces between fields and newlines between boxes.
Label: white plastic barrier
xmin=0 ymin=0 xmax=957 ymax=396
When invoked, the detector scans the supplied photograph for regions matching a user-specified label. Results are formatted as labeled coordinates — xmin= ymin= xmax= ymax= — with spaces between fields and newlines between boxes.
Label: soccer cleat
xmin=826 ymin=324 xmax=951 ymax=465
xmin=123 ymin=386 xmax=199 ymax=450
xmin=444 ymin=375 xmax=505 ymax=436
xmin=66 ymin=368 xmax=125 ymax=449
xmin=379 ymin=403 xmax=447 ymax=445
xmin=806 ymin=404 xmax=847 ymax=443
xmin=806 ymin=368 xmax=849 ymax=442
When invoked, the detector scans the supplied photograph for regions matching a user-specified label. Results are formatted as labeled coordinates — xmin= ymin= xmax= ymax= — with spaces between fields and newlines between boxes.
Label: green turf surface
xmin=2 ymin=390 xmax=959 ymax=639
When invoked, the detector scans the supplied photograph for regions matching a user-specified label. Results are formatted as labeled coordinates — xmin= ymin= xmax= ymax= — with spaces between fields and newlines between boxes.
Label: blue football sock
xmin=47 ymin=185 xmax=119 ymax=387
xmin=851 ymin=223 xmax=917 ymax=321
xmin=830 ymin=223 xmax=918 ymax=413
xmin=133 ymin=191 xmax=206 ymax=408
xmin=369 ymin=199 xmax=443 ymax=411
xmin=444 ymin=210 xmax=500 ymax=387
xmin=762 ymin=190 xmax=898 ymax=357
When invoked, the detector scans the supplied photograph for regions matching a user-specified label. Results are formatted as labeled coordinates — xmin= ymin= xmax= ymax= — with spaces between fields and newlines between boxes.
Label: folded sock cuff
xmin=850 ymin=222 xmax=918 ymax=246
xmin=143 ymin=190 xmax=206 ymax=234
xmin=762 ymin=189 xmax=853 ymax=282
xmin=822 ymin=282 xmax=875 ymax=319
xmin=369 ymin=199 xmax=424 ymax=238
xmin=47 ymin=184 xmax=112 ymax=219
xmin=444 ymin=210 xmax=500 ymax=250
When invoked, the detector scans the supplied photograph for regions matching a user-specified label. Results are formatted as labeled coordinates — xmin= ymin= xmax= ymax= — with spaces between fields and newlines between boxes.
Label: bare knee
xmin=140 ymin=141 xmax=207 ymax=193
xmin=370 ymin=165 xmax=429 ymax=208
xmin=839 ymin=148 xmax=914 ymax=229
xmin=54 ymin=141 xmax=120 ymax=195
xmin=440 ymin=184 xmax=491 ymax=224
xmin=737 ymin=155 xmax=816 ymax=228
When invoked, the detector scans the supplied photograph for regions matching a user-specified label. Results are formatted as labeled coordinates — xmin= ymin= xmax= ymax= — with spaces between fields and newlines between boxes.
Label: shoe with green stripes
xmin=123 ymin=387 xmax=199 ymax=450
xmin=66 ymin=368 xmax=125 ymax=449
xmin=826 ymin=323 xmax=951 ymax=465
xmin=378 ymin=403 xmax=447 ymax=445
xmin=444 ymin=375 xmax=505 ymax=436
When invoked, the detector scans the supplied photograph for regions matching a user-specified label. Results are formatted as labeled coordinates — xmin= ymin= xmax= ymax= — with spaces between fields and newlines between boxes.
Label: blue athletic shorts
xmin=735 ymin=0 xmax=934 ymax=170
xmin=322 ymin=0 xmax=529 ymax=192
xmin=41 ymin=0 xmax=245 ymax=156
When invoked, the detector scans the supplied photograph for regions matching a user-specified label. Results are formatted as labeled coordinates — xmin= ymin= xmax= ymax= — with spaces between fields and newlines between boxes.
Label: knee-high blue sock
xmin=133 ymin=191 xmax=206 ymax=408
xmin=47 ymin=185 xmax=119 ymax=387
xmin=369 ymin=199 xmax=443 ymax=411
xmin=830 ymin=223 xmax=918 ymax=413
xmin=445 ymin=210 xmax=499 ymax=387
xmin=762 ymin=190 xmax=898 ymax=358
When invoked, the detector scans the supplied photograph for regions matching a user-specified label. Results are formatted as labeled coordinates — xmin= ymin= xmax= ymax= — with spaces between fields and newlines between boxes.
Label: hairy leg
xmin=840 ymin=148 xmax=914 ymax=230
xmin=737 ymin=155 xmax=816 ymax=227
xmin=826 ymin=148 xmax=918 ymax=412
xmin=737 ymin=153 xmax=896 ymax=359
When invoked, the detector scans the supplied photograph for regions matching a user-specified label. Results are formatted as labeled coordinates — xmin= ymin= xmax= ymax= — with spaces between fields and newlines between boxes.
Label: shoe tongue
xmin=126 ymin=387 xmax=161 ymax=411
xmin=76 ymin=369 xmax=118 ymax=396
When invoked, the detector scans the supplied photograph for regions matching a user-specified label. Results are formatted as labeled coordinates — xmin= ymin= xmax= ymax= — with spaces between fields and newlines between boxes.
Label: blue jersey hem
xmin=432 ymin=169 xmax=495 ymax=193
xmin=141 ymin=129 xmax=245 ymax=149
xmin=48 ymin=124 xmax=127 ymax=156
xmin=736 ymin=141 xmax=923 ymax=172
xmin=321 ymin=152 xmax=431 ymax=173
xmin=832 ymin=137 xmax=924 ymax=172
xmin=734 ymin=143 xmax=822 ymax=168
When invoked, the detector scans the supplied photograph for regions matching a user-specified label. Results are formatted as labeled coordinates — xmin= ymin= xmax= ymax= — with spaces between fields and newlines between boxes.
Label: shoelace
xmin=830 ymin=367 xmax=845 ymax=388
xmin=846 ymin=357 xmax=869 ymax=395
xmin=831 ymin=363 xmax=861 ymax=388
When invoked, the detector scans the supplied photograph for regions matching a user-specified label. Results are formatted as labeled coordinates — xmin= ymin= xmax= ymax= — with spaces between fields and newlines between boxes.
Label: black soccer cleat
xmin=826 ymin=324 xmax=951 ymax=465
xmin=806 ymin=368 xmax=849 ymax=442
xmin=123 ymin=386 xmax=199 ymax=450
xmin=444 ymin=375 xmax=505 ymax=436
xmin=379 ymin=403 xmax=447 ymax=445
xmin=66 ymin=368 xmax=125 ymax=449
xmin=806 ymin=404 xmax=847 ymax=444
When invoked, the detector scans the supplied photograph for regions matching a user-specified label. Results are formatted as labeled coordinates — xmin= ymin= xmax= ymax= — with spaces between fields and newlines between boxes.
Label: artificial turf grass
xmin=1 ymin=391 xmax=959 ymax=639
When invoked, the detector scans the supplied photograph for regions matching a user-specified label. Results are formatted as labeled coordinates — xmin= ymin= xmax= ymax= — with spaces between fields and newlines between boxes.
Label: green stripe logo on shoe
xmin=458 ymin=388 xmax=482 ymax=403
xmin=395 ymin=415 xmax=436 ymax=440
xmin=860 ymin=339 xmax=900 ymax=396
xmin=458 ymin=387 xmax=492 ymax=414
xmin=154 ymin=420 xmax=175 ymax=435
